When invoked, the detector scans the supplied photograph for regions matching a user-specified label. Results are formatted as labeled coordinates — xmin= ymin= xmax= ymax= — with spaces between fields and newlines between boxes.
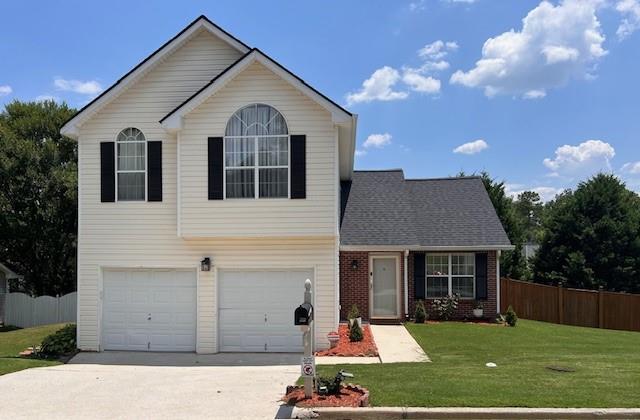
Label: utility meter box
xmin=294 ymin=302 xmax=313 ymax=326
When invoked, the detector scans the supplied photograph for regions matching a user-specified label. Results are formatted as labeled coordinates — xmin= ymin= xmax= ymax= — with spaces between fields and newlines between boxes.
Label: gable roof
xmin=60 ymin=15 xmax=250 ymax=139
xmin=340 ymin=170 xmax=513 ymax=250
xmin=159 ymin=48 xmax=353 ymax=129
xmin=0 ymin=262 xmax=21 ymax=280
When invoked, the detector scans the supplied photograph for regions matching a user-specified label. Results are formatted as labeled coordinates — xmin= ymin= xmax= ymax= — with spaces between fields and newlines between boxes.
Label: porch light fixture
xmin=200 ymin=257 xmax=211 ymax=272
xmin=351 ymin=260 xmax=359 ymax=270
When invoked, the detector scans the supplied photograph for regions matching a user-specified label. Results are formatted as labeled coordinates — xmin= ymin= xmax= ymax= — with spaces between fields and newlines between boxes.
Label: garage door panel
xmin=102 ymin=269 xmax=196 ymax=352
xmin=219 ymin=269 xmax=311 ymax=353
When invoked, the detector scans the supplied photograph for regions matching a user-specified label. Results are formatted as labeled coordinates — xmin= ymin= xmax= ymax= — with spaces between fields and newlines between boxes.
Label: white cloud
xmin=506 ymin=184 xmax=564 ymax=202
xmin=418 ymin=40 xmax=458 ymax=60
xmin=616 ymin=0 xmax=640 ymax=39
xmin=54 ymin=78 xmax=103 ymax=95
xmin=35 ymin=95 xmax=61 ymax=103
xmin=450 ymin=0 xmax=607 ymax=98
xmin=409 ymin=0 xmax=426 ymax=11
xmin=355 ymin=149 xmax=367 ymax=157
xmin=363 ymin=133 xmax=393 ymax=149
xmin=346 ymin=67 xmax=408 ymax=105
xmin=0 ymin=85 xmax=12 ymax=96
xmin=621 ymin=161 xmax=640 ymax=174
xmin=524 ymin=89 xmax=547 ymax=99
xmin=453 ymin=139 xmax=489 ymax=154
xmin=543 ymin=139 xmax=615 ymax=177
xmin=402 ymin=69 xmax=441 ymax=93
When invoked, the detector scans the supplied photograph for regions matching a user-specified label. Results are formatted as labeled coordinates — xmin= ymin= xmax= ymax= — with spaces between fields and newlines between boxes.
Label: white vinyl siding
xmin=179 ymin=62 xmax=337 ymax=238
xmin=75 ymin=32 xmax=338 ymax=353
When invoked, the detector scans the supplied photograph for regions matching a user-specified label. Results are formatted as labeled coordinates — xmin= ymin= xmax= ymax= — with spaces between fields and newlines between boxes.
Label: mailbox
xmin=295 ymin=302 xmax=313 ymax=326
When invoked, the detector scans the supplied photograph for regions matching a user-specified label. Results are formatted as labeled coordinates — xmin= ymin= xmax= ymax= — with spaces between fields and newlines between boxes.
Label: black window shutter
xmin=100 ymin=142 xmax=115 ymax=202
xmin=147 ymin=141 xmax=162 ymax=202
xmin=208 ymin=137 xmax=223 ymax=200
xmin=475 ymin=253 xmax=488 ymax=300
xmin=414 ymin=252 xmax=425 ymax=299
xmin=290 ymin=134 xmax=306 ymax=199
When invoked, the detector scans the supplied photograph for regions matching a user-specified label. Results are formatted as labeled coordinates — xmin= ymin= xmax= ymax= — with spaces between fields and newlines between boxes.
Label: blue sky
xmin=1 ymin=0 xmax=639 ymax=200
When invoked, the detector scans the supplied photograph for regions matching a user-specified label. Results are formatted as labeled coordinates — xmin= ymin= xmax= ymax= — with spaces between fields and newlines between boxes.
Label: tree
xmin=532 ymin=174 xmax=640 ymax=292
xmin=478 ymin=172 xmax=528 ymax=279
xmin=0 ymin=100 xmax=77 ymax=295
xmin=513 ymin=191 xmax=545 ymax=243
xmin=458 ymin=171 xmax=527 ymax=278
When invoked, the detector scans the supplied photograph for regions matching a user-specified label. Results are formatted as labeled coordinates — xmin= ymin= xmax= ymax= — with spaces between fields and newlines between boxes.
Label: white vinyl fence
xmin=3 ymin=292 xmax=76 ymax=328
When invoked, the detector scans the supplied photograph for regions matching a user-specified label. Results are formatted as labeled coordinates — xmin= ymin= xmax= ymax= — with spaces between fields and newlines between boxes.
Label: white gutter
xmin=340 ymin=244 xmax=516 ymax=252
xmin=403 ymin=249 xmax=409 ymax=319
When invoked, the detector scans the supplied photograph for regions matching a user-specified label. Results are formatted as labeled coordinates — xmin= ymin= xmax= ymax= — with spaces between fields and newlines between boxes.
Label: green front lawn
xmin=317 ymin=320 xmax=640 ymax=407
xmin=0 ymin=324 xmax=66 ymax=375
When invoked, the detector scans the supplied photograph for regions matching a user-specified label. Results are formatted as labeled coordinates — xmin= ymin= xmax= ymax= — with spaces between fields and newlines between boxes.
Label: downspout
xmin=404 ymin=249 xmax=409 ymax=319
xmin=496 ymin=250 xmax=501 ymax=314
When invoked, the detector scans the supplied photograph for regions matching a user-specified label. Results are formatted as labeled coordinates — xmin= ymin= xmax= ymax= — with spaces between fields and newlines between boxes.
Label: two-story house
xmin=61 ymin=16 xmax=511 ymax=354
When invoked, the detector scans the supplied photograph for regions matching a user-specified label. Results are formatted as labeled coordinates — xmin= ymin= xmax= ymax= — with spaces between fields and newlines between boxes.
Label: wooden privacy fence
xmin=500 ymin=278 xmax=640 ymax=332
xmin=3 ymin=292 xmax=76 ymax=328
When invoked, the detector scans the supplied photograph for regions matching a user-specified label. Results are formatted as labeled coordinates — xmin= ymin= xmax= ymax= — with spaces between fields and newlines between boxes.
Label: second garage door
xmin=218 ymin=269 xmax=313 ymax=352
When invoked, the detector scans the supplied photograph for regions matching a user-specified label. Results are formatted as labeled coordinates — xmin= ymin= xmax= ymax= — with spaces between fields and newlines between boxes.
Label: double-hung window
xmin=116 ymin=127 xmax=146 ymax=201
xmin=426 ymin=253 xmax=475 ymax=298
xmin=224 ymin=104 xmax=289 ymax=199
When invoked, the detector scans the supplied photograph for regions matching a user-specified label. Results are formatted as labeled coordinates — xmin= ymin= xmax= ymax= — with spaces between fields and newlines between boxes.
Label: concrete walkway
xmin=370 ymin=324 xmax=430 ymax=363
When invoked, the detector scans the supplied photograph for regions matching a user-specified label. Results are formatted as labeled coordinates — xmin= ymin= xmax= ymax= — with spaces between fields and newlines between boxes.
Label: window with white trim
xmin=426 ymin=253 xmax=475 ymax=299
xmin=116 ymin=127 xmax=146 ymax=201
xmin=224 ymin=104 xmax=289 ymax=199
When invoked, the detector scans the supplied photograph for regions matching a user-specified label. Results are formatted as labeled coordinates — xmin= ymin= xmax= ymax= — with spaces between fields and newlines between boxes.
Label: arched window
xmin=224 ymin=104 xmax=289 ymax=198
xmin=116 ymin=127 xmax=146 ymax=201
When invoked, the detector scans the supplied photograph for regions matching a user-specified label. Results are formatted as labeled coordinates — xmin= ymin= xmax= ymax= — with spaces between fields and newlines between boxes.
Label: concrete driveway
xmin=0 ymin=352 xmax=301 ymax=420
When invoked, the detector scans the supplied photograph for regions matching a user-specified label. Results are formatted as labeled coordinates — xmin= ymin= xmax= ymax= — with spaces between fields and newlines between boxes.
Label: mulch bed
xmin=283 ymin=385 xmax=369 ymax=407
xmin=315 ymin=324 xmax=378 ymax=357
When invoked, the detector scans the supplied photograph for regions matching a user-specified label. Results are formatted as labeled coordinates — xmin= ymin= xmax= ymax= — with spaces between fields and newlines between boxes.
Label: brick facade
xmin=340 ymin=250 xmax=498 ymax=321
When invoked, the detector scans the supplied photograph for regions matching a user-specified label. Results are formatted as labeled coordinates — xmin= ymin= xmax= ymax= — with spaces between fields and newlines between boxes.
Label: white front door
xmin=218 ymin=269 xmax=312 ymax=352
xmin=370 ymin=256 xmax=399 ymax=318
xmin=102 ymin=269 xmax=197 ymax=352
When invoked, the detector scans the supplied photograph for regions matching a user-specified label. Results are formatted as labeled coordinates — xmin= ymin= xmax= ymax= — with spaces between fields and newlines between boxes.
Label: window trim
xmin=425 ymin=253 xmax=475 ymax=299
xmin=115 ymin=128 xmax=147 ymax=202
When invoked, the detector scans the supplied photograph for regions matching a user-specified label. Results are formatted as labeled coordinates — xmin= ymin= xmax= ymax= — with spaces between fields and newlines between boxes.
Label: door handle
xmin=147 ymin=313 xmax=151 ymax=321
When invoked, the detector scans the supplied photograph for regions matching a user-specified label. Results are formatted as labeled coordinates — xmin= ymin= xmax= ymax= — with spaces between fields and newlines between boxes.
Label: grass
xmin=0 ymin=324 xmax=66 ymax=376
xmin=316 ymin=319 xmax=640 ymax=407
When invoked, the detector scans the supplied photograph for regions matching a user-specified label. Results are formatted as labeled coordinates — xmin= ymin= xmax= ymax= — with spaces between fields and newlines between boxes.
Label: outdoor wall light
xmin=351 ymin=260 xmax=359 ymax=270
xmin=200 ymin=257 xmax=211 ymax=272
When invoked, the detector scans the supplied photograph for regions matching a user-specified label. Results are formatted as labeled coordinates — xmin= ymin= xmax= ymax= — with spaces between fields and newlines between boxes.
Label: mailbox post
xmin=294 ymin=279 xmax=314 ymax=398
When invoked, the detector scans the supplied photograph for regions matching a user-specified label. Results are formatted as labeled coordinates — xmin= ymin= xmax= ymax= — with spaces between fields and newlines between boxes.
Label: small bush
xmin=39 ymin=324 xmax=77 ymax=358
xmin=431 ymin=294 xmax=459 ymax=320
xmin=505 ymin=306 xmax=518 ymax=327
xmin=348 ymin=304 xmax=360 ymax=320
xmin=414 ymin=300 xmax=427 ymax=323
xmin=316 ymin=375 xmax=342 ymax=395
xmin=349 ymin=319 xmax=363 ymax=342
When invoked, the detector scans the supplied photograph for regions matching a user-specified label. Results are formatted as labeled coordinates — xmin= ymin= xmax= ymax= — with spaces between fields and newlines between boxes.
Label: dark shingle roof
xmin=340 ymin=170 xmax=512 ymax=248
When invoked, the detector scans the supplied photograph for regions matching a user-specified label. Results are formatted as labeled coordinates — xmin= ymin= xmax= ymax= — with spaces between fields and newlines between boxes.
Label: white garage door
xmin=102 ymin=269 xmax=197 ymax=352
xmin=219 ymin=269 xmax=312 ymax=352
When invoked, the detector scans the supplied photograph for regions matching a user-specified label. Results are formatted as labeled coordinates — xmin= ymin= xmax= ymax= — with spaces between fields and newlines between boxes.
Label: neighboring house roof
xmin=340 ymin=170 xmax=513 ymax=250
xmin=60 ymin=15 xmax=250 ymax=139
xmin=0 ymin=263 xmax=21 ymax=280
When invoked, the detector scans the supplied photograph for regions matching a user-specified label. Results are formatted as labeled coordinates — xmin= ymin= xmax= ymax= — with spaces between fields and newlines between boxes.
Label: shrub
xmin=39 ymin=324 xmax=76 ymax=358
xmin=348 ymin=304 xmax=360 ymax=320
xmin=316 ymin=375 xmax=342 ymax=395
xmin=505 ymin=306 xmax=518 ymax=327
xmin=414 ymin=300 xmax=427 ymax=323
xmin=473 ymin=300 xmax=484 ymax=310
xmin=349 ymin=319 xmax=363 ymax=342
xmin=431 ymin=294 xmax=459 ymax=320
